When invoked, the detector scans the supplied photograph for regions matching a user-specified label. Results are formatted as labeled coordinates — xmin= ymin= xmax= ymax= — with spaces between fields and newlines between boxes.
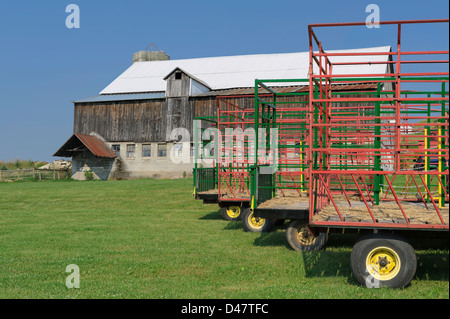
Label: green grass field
xmin=0 ymin=178 xmax=448 ymax=299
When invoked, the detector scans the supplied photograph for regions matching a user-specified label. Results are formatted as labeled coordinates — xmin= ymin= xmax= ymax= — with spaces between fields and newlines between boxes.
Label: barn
xmin=54 ymin=46 xmax=392 ymax=180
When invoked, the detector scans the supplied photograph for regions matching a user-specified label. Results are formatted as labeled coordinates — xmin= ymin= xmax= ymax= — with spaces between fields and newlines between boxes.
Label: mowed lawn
xmin=0 ymin=178 xmax=448 ymax=299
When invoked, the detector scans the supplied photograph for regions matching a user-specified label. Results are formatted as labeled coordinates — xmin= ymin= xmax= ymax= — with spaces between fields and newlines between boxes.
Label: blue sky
xmin=0 ymin=0 xmax=448 ymax=162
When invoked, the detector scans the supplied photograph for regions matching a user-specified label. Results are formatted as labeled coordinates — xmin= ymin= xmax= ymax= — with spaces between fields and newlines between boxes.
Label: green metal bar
xmin=254 ymin=80 xmax=259 ymax=168
xmin=440 ymin=82 xmax=446 ymax=206
xmin=374 ymin=82 xmax=381 ymax=205
xmin=325 ymin=76 xmax=449 ymax=82
xmin=313 ymin=85 xmax=319 ymax=213
xmin=426 ymin=93 xmax=431 ymax=202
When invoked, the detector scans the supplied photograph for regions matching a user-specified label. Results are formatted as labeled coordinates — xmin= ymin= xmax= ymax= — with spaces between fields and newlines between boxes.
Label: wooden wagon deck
xmin=314 ymin=201 xmax=449 ymax=225
xmin=255 ymin=192 xmax=449 ymax=226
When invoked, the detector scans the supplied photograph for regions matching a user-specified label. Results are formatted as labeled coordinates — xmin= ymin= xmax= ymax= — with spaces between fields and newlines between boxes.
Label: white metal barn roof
xmin=99 ymin=46 xmax=391 ymax=95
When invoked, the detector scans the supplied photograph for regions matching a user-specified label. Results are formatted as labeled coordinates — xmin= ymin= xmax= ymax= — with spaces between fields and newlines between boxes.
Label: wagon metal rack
xmin=307 ymin=19 xmax=449 ymax=232
xmin=240 ymin=79 xmax=313 ymax=231
xmin=216 ymin=90 xmax=313 ymax=227
xmin=306 ymin=19 xmax=448 ymax=288
xmin=215 ymin=95 xmax=258 ymax=221
xmin=193 ymin=116 xmax=219 ymax=204
xmin=249 ymin=19 xmax=448 ymax=288
xmin=250 ymin=79 xmax=310 ymax=216
xmin=251 ymin=80 xmax=382 ymax=219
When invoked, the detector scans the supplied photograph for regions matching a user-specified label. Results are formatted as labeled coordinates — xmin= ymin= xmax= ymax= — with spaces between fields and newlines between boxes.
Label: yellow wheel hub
xmin=226 ymin=206 xmax=241 ymax=219
xmin=248 ymin=211 xmax=265 ymax=229
xmin=366 ymin=246 xmax=401 ymax=281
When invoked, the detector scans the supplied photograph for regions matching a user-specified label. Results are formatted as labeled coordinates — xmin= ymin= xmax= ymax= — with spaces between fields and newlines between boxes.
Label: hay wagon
xmin=250 ymin=19 xmax=449 ymax=288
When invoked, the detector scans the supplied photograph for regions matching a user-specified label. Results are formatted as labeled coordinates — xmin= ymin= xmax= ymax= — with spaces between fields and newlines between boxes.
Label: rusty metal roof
xmin=73 ymin=92 xmax=165 ymax=103
xmin=196 ymin=83 xmax=378 ymax=97
xmin=53 ymin=133 xmax=116 ymax=158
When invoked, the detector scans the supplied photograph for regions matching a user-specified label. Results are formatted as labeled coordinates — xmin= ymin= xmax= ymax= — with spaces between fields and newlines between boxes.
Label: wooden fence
xmin=0 ymin=168 xmax=71 ymax=182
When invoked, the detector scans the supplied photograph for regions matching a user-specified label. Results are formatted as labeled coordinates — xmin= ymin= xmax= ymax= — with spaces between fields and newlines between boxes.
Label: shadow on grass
xmin=223 ymin=221 xmax=242 ymax=230
xmin=296 ymin=249 xmax=448 ymax=284
xmin=198 ymin=211 xmax=247 ymax=231
xmin=199 ymin=210 xmax=222 ymax=220
xmin=254 ymin=232 xmax=358 ymax=249
xmin=253 ymin=231 xmax=291 ymax=248
xmin=199 ymin=208 xmax=449 ymax=284
xmin=415 ymin=251 xmax=449 ymax=281
xmin=198 ymin=211 xmax=245 ymax=231
xmin=300 ymin=250 xmax=356 ymax=281
xmin=253 ymin=231 xmax=449 ymax=284
xmin=253 ymin=232 xmax=358 ymax=282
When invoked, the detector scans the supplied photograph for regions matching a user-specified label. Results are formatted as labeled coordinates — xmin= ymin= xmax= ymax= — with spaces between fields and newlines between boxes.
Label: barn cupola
xmin=163 ymin=67 xmax=211 ymax=98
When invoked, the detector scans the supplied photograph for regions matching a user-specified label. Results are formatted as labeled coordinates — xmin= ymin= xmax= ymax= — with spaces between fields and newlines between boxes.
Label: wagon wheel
xmin=273 ymin=219 xmax=285 ymax=227
xmin=286 ymin=220 xmax=328 ymax=251
xmin=350 ymin=234 xmax=417 ymax=289
xmin=220 ymin=206 xmax=241 ymax=221
xmin=242 ymin=208 xmax=273 ymax=232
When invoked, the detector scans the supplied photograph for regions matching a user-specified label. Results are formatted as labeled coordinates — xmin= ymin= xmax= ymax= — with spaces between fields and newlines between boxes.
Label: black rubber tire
xmin=241 ymin=208 xmax=274 ymax=232
xmin=274 ymin=219 xmax=285 ymax=227
xmin=220 ymin=206 xmax=241 ymax=221
xmin=350 ymin=234 xmax=417 ymax=289
xmin=286 ymin=220 xmax=328 ymax=251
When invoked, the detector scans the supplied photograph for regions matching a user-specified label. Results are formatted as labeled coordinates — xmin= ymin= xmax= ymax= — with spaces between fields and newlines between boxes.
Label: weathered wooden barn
xmin=54 ymin=46 xmax=392 ymax=180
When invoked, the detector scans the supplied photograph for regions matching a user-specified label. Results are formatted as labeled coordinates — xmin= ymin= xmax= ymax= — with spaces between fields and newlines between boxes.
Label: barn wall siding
xmin=166 ymin=72 xmax=190 ymax=97
xmin=70 ymin=92 xmax=368 ymax=180
xmin=73 ymin=95 xmax=307 ymax=143
xmin=74 ymin=100 xmax=167 ymax=142
xmin=71 ymin=152 xmax=115 ymax=181
xmin=74 ymin=97 xmax=221 ymax=142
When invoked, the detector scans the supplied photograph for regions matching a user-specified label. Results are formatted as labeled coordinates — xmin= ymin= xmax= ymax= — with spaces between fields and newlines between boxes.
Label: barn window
xmin=173 ymin=143 xmax=183 ymax=157
xmin=112 ymin=144 xmax=121 ymax=157
xmin=190 ymin=143 xmax=195 ymax=157
xmin=175 ymin=72 xmax=182 ymax=80
xmin=142 ymin=144 xmax=151 ymax=157
xmin=158 ymin=144 xmax=167 ymax=157
xmin=126 ymin=144 xmax=135 ymax=158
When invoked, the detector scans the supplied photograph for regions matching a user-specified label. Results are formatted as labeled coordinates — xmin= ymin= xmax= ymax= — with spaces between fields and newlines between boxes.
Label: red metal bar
xmin=318 ymin=174 xmax=344 ymax=222
xmin=309 ymin=220 xmax=449 ymax=230
xmin=309 ymin=19 xmax=449 ymax=28
xmin=307 ymin=18 xmax=449 ymax=231
xmin=337 ymin=175 xmax=352 ymax=207
xmin=418 ymin=174 xmax=445 ymax=225
xmin=411 ymin=175 xmax=429 ymax=210
xmin=436 ymin=174 xmax=449 ymax=201
xmin=351 ymin=174 xmax=377 ymax=223
xmin=384 ymin=175 xmax=409 ymax=224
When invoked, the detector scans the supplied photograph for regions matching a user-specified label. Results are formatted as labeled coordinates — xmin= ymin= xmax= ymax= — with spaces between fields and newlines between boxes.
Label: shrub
xmin=84 ymin=170 xmax=94 ymax=181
